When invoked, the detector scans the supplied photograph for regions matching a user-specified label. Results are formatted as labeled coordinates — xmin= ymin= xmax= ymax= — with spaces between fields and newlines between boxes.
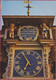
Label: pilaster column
xmin=49 ymin=28 xmax=53 ymax=40
xmin=43 ymin=46 xmax=51 ymax=78
xmin=4 ymin=28 xmax=8 ymax=40
xmin=6 ymin=47 xmax=13 ymax=79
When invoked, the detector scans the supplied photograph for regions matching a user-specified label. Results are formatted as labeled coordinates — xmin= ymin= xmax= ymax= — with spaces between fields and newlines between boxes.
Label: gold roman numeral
xmin=38 ymin=61 xmax=42 ymax=64
xmin=33 ymin=70 xmax=36 ymax=74
xmin=26 ymin=72 xmax=30 ymax=76
xmin=17 ymin=56 xmax=21 ymax=59
xmin=27 ymin=51 xmax=30 ymax=54
xmin=36 ymin=66 xmax=40 ymax=70
xmin=15 ymin=61 xmax=19 ymax=64
xmin=15 ymin=65 xmax=20 ymax=70
xmin=20 ymin=70 xmax=24 ymax=75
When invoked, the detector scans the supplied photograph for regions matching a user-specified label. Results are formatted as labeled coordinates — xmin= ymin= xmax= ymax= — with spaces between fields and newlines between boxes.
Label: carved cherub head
xmin=42 ymin=23 xmax=46 ymax=27
xmin=10 ymin=23 xmax=15 ymax=29
xmin=42 ymin=23 xmax=49 ymax=30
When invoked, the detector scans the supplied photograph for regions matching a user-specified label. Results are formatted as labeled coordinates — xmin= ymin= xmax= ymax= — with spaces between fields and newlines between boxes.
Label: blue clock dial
xmin=14 ymin=50 xmax=42 ymax=77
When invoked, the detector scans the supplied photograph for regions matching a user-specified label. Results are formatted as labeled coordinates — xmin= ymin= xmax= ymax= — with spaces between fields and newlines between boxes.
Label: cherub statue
xmin=40 ymin=23 xmax=49 ymax=38
xmin=9 ymin=23 xmax=16 ymax=38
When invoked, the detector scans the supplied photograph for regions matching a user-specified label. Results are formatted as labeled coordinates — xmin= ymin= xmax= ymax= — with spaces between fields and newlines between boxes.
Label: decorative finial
xmin=24 ymin=0 xmax=34 ymax=16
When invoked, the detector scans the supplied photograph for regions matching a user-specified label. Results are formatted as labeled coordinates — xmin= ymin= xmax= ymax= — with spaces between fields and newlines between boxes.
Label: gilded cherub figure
xmin=40 ymin=23 xmax=49 ymax=38
xmin=9 ymin=23 xmax=16 ymax=38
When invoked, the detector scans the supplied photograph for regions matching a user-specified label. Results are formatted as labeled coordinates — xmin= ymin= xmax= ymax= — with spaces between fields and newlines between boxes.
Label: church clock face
xmin=13 ymin=50 xmax=43 ymax=77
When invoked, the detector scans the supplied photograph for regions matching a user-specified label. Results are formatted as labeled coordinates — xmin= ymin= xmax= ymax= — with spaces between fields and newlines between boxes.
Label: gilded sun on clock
xmin=14 ymin=50 xmax=43 ymax=77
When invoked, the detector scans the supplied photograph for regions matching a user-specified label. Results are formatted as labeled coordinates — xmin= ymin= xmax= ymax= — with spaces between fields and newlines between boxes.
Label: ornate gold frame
xmin=10 ymin=47 xmax=45 ymax=79
xmin=17 ymin=26 xmax=39 ymax=41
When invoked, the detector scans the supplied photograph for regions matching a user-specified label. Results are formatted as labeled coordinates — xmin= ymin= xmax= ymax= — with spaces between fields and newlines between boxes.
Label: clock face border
xmin=11 ymin=47 xmax=44 ymax=79
xmin=14 ymin=50 xmax=43 ymax=77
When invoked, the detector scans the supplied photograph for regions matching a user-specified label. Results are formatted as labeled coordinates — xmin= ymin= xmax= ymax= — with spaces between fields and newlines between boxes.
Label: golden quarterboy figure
xmin=40 ymin=23 xmax=49 ymax=38
xmin=9 ymin=23 xmax=16 ymax=38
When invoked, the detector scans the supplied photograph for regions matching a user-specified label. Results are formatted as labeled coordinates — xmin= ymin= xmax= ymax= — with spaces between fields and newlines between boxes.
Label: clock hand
xmin=24 ymin=62 xmax=29 ymax=70
xmin=21 ymin=52 xmax=31 ymax=66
